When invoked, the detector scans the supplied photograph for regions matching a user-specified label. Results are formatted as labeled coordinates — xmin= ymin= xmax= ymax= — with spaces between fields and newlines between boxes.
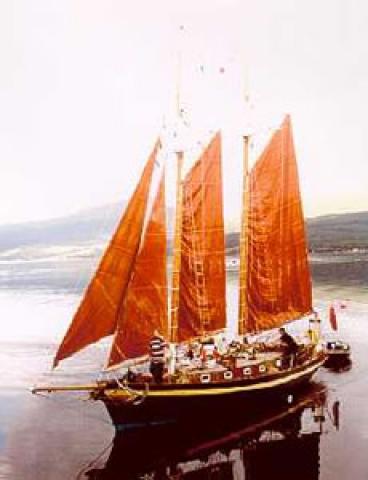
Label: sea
xmin=0 ymin=250 xmax=367 ymax=479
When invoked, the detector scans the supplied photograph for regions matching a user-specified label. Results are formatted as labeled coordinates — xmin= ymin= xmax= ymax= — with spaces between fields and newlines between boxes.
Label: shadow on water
xmin=83 ymin=383 xmax=339 ymax=480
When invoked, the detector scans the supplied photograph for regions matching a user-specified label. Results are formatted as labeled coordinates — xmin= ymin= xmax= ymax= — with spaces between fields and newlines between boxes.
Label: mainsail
xmin=239 ymin=116 xmax=312 ymax=334
xmin=177 ymin=132 xmax=226 ymax=342
xmin=108 ymin=169 xmax=168 ymax=366
xmin=53 ymin=140 xmax=160 ymax=367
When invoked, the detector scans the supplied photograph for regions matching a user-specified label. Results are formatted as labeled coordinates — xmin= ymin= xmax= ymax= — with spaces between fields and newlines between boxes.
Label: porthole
xmin=224 ymin=371 xmax=233 ymax=380
xmin=259 ymin=364 xmax=267 ymax=373
xmin=200 ymin=374 xmax=211 ymax=384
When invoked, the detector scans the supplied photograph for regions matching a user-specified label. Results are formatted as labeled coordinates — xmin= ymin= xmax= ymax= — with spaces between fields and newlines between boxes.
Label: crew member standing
xmin=279 ymin=327 xmax=299 ymax=367
xmin=149 ymin=330 xmax=166 ymax=384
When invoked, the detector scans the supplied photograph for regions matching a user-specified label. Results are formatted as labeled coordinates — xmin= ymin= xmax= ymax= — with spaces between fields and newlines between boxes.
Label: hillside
xmin=307 ymin=211 xmax=368 ymax=251
xmin=0 ymin=203 xmax=124 ymax=252
xmin=0 ymin=207 xmax=366 ymax=254
xmin=224 ymin=211 xmax=368 ymax=253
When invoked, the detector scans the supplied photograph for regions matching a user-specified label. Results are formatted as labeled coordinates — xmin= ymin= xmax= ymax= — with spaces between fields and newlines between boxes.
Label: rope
xmin=69 ymin=202 xmax=122 ymax=298
xmin=113 ymin=373 xmax=150 ymax=406
xmin=32 ymin=390 xmax=112 ymax=426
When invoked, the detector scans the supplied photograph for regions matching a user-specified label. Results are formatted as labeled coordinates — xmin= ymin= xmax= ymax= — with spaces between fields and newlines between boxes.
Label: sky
xmin=0 ymin=0 xmax=367 ymax=228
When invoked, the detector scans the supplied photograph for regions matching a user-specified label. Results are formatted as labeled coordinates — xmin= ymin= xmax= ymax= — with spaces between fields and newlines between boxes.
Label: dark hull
xmin=100 ymin=355 xmax=325 ymax=428
xmin=324 ymin=352 xmax=352 ymax=371
xmin=93 ymin=385 xmax=325 ymax=480
xmin=87 ymin=383 xmax=326 ymax=479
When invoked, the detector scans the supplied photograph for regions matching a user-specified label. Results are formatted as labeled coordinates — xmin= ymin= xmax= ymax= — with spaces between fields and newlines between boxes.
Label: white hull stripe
xmin=104 ymin=359 xmax=324 ymax=399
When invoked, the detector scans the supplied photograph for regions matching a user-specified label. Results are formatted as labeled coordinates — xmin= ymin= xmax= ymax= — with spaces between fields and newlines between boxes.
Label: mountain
xmin=0 ymin=206 xmax=367 ymax=255
xmin=0 ymin=203 xmax=124 ymax=252
xmin=306 ymin=211 xmax=368 ymax=251
xmin=225 ymin=211 xmax=368 ymax=253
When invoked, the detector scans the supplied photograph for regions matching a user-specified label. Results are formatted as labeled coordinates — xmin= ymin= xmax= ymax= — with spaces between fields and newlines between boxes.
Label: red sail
xmin=241 ymin=116 xmax=312 ymax=333
xmin=53 ymin=140 xmax=160 ymax=367
xmin=108 ymin=169 xmax=168 ymax=366
xmin=178 ymin=132 xmax=226 ymax=342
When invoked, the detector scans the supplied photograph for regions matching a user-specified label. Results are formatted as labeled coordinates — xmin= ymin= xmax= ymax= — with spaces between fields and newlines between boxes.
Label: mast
xmin=238 ymin=134 xmax=250 ymax=336
xmin=177 ymin=132 xmax=226 ymax=342
xmin=244 ymin=116 xmax=312 ymax=332
xmin=170 ymin=149 xmax=184 ymax=343
xmin=170 ymin=24 xmax=185 ymax=343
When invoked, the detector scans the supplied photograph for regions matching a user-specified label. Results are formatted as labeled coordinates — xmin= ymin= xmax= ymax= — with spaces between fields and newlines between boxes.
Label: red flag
xmin=329 ymin=305 xmax=338 ymax=331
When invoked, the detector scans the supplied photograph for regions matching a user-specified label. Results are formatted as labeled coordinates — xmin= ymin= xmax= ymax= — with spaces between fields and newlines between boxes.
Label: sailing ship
xmin=33 ymin=115 xmax=326 ymax=425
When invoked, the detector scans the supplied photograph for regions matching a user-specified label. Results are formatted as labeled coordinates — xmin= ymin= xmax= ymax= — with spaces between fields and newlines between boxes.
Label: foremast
xmin=238 ymin=134 xmax=250 ymax=337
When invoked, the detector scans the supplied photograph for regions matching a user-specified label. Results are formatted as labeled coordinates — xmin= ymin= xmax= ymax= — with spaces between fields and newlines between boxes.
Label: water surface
xmin=0 ymin=253 xmax=367 ymax=479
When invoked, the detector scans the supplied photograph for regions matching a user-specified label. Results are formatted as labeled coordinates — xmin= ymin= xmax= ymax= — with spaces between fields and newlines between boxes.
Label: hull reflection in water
xmin=85 ymin=383 xmax=337 ymax=480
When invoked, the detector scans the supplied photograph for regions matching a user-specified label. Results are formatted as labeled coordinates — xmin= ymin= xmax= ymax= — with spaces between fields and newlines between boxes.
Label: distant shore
xmin=0 ymin=207 xmax=367 ymax=254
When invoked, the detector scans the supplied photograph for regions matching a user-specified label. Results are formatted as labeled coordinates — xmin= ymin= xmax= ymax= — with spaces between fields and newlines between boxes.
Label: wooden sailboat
xmin=33 ymin=116 xmax=326 ymax=426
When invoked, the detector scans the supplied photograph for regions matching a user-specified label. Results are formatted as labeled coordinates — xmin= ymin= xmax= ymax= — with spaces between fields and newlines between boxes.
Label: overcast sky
xmin=1 ymin=0 xmax=367 ymax=227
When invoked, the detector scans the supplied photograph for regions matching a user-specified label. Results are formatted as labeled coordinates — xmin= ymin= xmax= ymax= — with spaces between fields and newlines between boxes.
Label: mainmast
xmin=238 ymin=134 xmax=250 ymax=337
xmin=170 ymin=148 xmax=184 ymax=343
xmin=238 ymin=63 xmax=253 ymax=337
xmin=177 ymin=132 xmax=226 ymax=342
xmin=170 ymin=25 xmax=185 ymax=343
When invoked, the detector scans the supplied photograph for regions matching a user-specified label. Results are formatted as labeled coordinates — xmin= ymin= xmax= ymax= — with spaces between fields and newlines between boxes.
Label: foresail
xmin=53 ymin=140 xmax=160 ymax=367
xmin=239 ymin=116 xmax=312 ymax=334
xmin=178 ymin=132 xmax=226 ymax=342
xmin=107 ymin=168 xmax=168 ymax=366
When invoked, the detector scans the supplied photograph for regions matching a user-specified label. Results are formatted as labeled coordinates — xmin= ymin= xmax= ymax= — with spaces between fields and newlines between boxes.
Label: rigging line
xmin=32 ymin=390 xmax=113 ymax=426
xmin=279 ymin=125 xmax=285 ymax=304
xmin=33 ymin=339 xmax=92 ymax=389
xmin=198 ymin=156 xmax=207 ymax=333
xmin=46 ymin=201 xmax=123 ymax=371
xmin=188 ymin=178 xmax=207 ymax=335
xmin=70 ymin=201 xmax=119 ymax=297
xmin=106 ymin=334 xmax=128 ymax=370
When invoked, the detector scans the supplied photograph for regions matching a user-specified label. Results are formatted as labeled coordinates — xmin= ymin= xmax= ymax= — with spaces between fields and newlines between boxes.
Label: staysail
xmin=53 ymin=140 xmax=160 ymax=367
xmin=239 ymin=116 xmax=312 ymax=334
xmin=107 ymin=169 xmax=168 ymax=366
xmin=177 ymin=132 xmax=226 ymax=342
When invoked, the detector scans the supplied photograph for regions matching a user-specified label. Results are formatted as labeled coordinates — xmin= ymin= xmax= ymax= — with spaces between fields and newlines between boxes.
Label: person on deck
xmin=149 ymin=330 xmax=167 ymax=384
xmin=279 ymin=327 xmax=299 ymax=367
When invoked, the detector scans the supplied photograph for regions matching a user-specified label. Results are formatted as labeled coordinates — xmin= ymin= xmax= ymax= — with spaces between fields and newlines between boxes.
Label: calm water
xmin=0 ymin=253 xmax=367 ymax=479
